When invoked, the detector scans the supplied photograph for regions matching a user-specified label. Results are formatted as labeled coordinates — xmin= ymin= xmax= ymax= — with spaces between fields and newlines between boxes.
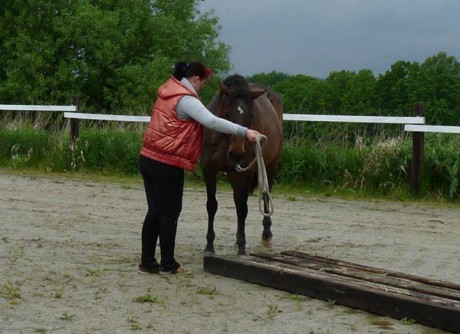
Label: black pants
xmin=139 ymin=155 xmax=184 ymax=268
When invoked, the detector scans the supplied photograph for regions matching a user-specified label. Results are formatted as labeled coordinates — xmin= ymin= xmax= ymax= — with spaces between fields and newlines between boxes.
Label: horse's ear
xmin=249 ymin=87 xmax=266 ymax=100
xmin=219 ymin=81 xmax=229 ymax=95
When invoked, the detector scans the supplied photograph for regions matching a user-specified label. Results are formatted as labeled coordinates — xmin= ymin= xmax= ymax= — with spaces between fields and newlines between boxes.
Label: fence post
xmin=70 ymin=96 xmax=80 ymax=143
xmin=411 ymin=103 xmax=425 ymax=196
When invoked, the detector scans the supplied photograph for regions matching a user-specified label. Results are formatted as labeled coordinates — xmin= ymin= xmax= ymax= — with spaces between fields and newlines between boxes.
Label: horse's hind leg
xmin=261 ymin=193 xmax=273 ymax=247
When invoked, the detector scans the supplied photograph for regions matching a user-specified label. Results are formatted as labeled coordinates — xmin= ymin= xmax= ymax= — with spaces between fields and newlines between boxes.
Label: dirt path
xmin=1 ymin=172 xmax=459 ymax=333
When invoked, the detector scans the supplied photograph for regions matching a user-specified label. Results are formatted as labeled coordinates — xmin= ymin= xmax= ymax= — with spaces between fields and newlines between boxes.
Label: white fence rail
xmin=61 ymin=112 xmax=426 ymax=125
xmin=283 ymin=114 xmax=425 ymax=124
xmin=64 ymin=112 xmax=150 ymax=123
xmin=0 ymin=104 xmax=76 ymax=112
xmin=405 ymin=124 xmax=460 ymax=134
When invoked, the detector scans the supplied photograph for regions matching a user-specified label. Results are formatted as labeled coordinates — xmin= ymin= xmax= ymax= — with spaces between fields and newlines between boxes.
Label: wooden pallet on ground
xmin=203 ymin=250 xmax=460 ymax=333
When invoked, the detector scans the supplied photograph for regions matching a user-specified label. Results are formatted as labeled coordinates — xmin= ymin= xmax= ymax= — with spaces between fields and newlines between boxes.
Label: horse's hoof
xmin=203 ymin=251 xmax=216 ymax=257
xmin=261 ymin=238 xmax=273 ymax=247
xmin=203 ymin=247 xmax=215 ymax=255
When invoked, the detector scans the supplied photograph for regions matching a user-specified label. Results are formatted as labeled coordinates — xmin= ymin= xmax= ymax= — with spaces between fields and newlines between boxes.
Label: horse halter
xmin=217 ymin=93 xmax=227 ymax=118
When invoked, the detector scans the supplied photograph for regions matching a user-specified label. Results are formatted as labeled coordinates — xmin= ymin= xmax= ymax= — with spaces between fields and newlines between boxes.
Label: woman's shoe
xmin=159 ymin=264 xmax=191 ymax=275
xmin=138 ymin=262 xmax=160 ymax=274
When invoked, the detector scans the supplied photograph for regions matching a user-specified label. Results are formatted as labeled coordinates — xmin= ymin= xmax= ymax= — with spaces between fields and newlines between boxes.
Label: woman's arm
xmin=176 ymin=96 xmax=247 ymax=137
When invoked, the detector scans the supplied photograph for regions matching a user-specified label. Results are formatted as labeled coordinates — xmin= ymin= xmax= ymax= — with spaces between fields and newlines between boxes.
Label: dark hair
xmin=173 ymin=61 xmax=212 ymax=81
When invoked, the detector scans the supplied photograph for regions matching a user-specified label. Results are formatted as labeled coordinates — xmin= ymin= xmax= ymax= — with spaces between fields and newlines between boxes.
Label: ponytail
xmin=173 ymin=62 xmax=188 ymax=80
xmin=173 ymin=61 xmax=213 ymax=81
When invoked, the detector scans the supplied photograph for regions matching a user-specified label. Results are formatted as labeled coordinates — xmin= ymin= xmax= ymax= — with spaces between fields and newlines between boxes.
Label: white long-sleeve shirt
xmin=175 ymin=78 xmax=248 ymax=137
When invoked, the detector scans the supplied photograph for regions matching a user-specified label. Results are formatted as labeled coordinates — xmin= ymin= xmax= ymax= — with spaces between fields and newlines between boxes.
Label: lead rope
xmin=236 ymin=135 xmax=274 ymax=217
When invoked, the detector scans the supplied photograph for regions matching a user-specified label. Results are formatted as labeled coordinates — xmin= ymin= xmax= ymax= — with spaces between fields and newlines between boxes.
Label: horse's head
xmin=219 ymin=75 xmax=266 ymax=166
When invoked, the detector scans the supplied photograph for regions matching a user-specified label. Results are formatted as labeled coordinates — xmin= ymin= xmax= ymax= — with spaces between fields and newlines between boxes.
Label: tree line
xmin=1 ymin=1 xmax=459 ymax=128
xmin=248 ymin=52 xmax=460 ymax=126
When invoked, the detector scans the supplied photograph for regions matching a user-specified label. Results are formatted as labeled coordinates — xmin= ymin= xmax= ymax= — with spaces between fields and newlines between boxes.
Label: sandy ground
xmin=0 ymin=172 xmax=459 ymax=334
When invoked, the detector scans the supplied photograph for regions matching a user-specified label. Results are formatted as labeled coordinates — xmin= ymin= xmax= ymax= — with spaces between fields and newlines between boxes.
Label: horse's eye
xmin=220 ymin=109 xmax=228 ymax=118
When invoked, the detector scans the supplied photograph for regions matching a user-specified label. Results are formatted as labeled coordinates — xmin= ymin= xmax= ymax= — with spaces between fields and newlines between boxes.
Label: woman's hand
xmin=245 ymin=129 xmax=263 ymax=143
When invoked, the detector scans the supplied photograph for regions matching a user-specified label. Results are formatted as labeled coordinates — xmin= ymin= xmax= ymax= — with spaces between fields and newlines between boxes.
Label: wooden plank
xmin=203 ymin=253 xmax=460 ymax=332
xmin=254 ymin=252 xmax=460 ymax=303
xmin=70 ymin=96 xmax=80 ymax=143
xmin=247 ymin=255 xmax=460 ymax=308
xmin=410 ymin=104 xmax=425 ymax=196
xmin=281 ymin=250 xmax=460 ymax=291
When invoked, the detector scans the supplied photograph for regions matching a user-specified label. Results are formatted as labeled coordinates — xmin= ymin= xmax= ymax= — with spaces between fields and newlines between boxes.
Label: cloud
xmin=199 ymin=0 xmax=460 ymax=78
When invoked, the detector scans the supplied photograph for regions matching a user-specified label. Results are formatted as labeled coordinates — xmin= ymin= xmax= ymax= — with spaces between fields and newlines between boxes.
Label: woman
xmin=139 ymin=61 xmax=262 ymax=274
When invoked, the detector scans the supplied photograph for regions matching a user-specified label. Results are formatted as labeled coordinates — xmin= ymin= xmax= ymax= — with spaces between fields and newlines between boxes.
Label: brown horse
xmin=201 ymin=75 xmax=284 ymax=255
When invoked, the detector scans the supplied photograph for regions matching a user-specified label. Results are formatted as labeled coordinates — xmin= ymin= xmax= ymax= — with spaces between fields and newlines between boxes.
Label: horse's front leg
xmin=204 ymin=171 xmax=218 ymax=254
xmin=261 ymin=193 xmax=273 ymax=247
xmin=233 ymin=187 xmax=250 ymax=255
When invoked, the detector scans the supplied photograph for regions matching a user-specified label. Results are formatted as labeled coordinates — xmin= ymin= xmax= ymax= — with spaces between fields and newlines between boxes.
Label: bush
xmin=0 ymin=128 xmax=54 ymax=169
xmin=0 ymin=128 xmax=142 ymax=174
xmin=423 ymin=135 xmax=460 ymax=199
xmin=0 ymin=127 xmax=458 ymax=201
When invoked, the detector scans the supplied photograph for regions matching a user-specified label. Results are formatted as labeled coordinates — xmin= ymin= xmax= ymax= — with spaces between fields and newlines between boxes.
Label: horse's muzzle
xmin=227 ymin=149 xmax=245 ymax=166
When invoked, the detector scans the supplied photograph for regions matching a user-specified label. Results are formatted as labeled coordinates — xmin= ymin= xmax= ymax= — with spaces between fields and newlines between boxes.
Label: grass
xmin=400 ymin=317 xmax=417 ymax=325
xmin=127 ymin=317 xmax=142 ymax=331
xmin=0 ymin=281 xmax=22 ymax=300
xmin=1 ymin=164 xmax=459 ymax=211
xmin=132 ymin=294 xmax=158 ymax=304
xmin=327 ymin=299 xmax=336 ymax=309
xmin=59 ymin=311 xmax=76 ymax=321
xmin=196 ymin=286 xmax=217 ymax=297
xmin=84 ymin=268 xmax=103 ymax=277
xmin=53 ymin=288 xmax=64 ymax=299
xmin=266 ymin=304 xmax=279 ymax=319
xmin=0 ymin=124 xmax=459 ymax=202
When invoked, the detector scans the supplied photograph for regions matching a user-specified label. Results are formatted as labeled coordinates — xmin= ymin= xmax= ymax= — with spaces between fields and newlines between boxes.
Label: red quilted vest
xmin=140 ymin=76 xmax=203 ymax=171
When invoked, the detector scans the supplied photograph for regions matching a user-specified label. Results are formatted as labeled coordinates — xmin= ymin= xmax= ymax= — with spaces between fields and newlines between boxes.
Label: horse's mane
xmin=222 ymin=75 xmax=251 ymax=99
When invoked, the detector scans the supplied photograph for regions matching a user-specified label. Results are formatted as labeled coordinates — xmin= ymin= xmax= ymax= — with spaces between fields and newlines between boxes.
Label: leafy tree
xmin=376 ymin=53 xmax=460 ymax=124
xmin=376 ymin=60 xmax=415 ymax=116
xmin=270 ymin=75 xmax=321 ymax=113
xmin=0 ymin=0 xmax=230 ymax=114
xmin=246 ymin=71 xmax=290 ymax=87
xmin=322 ymin=70 xmax=355 ymax=114
xmin=414 ymin=52 xmax=460 ymax=125
xmin=267 ymin=74 xmax=324 ymax=142
xmin=341 ymin=69 xmax=377 ymax=115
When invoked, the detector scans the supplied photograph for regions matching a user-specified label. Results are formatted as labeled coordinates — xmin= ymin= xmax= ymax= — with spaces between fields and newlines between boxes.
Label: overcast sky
xmin=198 ymin=0 xmax=460 ymax=78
